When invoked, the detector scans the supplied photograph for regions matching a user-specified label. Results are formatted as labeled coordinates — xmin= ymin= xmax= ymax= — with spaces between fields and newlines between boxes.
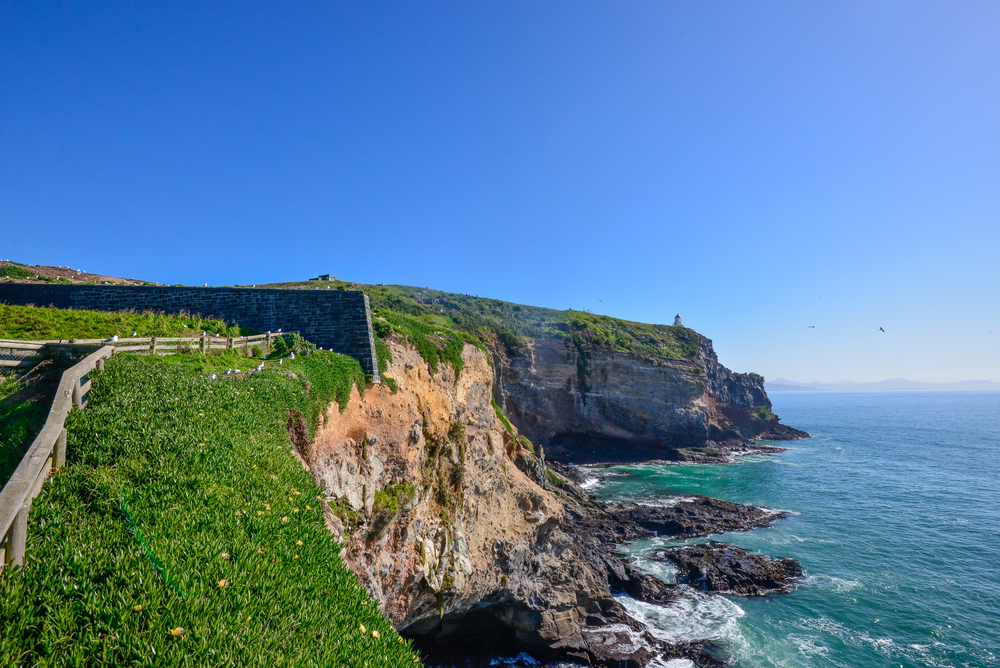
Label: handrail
xmin=0 ymin=332 xmax=297 ymax=368
xmin=0 ymin=331 xmax=295 ymax=567
xmin=0 ymin=345 xmax=115 ymax=569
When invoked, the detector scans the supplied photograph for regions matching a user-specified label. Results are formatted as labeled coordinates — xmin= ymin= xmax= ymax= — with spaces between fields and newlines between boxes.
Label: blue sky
xmin=3 ymin=1 xmax=998 ymax=382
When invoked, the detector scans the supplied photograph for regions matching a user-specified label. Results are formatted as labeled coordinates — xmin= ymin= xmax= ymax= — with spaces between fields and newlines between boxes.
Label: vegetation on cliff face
xmin=0 ymin=352 xmax=420 ymax=666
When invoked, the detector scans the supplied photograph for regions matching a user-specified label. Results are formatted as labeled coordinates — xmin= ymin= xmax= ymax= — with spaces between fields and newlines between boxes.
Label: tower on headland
xmin=674 ymin=314 xmax=683 ymax=327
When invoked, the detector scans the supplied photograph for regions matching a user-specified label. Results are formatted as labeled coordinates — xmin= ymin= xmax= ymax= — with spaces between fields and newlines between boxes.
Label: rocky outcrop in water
xmin=491 ymin=332 xmax=808 ymax=464
xmin=656 ymin=542 xmax=803 ymax=596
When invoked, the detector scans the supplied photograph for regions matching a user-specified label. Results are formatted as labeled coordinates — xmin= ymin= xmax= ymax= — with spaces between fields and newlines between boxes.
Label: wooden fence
xmin=0 ymin=332 xmax=293 ymax=569
xmin=0 ymin=345 xmax=113 ymax=568
xmin=0 ymin=333 xmax=291 ymax=369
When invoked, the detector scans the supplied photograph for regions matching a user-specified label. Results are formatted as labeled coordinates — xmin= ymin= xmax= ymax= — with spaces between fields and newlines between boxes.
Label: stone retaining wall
xmin=0 ymin=284 xmax=379 ymax=380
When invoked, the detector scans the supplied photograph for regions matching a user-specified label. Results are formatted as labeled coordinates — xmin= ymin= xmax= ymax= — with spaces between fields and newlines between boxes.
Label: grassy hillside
xmin=257 ymin=280 xmax=700 ymax=361
xmin=0 ymin=351 xmax=420 ymax=666
xmin=0 ymin=303 xmax=249 ymax=341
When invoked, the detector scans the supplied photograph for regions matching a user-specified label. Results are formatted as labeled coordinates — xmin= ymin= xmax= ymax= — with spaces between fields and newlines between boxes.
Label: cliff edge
xmin=492 ymin=330 xmax=807 ymax=465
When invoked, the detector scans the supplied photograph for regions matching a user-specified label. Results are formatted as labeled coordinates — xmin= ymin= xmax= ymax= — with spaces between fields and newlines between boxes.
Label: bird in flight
xmin=808 ymin=325 xmax=815 ymax=328
xmin=879 ymin=327 xmax=885 ymax=332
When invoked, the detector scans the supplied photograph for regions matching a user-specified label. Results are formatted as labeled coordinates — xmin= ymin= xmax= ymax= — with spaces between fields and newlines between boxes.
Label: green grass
xmin=257 ymin=280 xmax=699 ymax=362
xmin=0 ymin=304 xmax=249 ymax=341
xmin=0 ymin=353 xmax=420 ymax=667
xmin=0 ymin=372 xmax=53 ymax=488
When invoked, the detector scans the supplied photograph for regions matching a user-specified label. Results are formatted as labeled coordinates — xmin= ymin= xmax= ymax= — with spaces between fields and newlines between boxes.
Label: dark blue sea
xmin=582 ymin=391 xmax=1000 ymax=667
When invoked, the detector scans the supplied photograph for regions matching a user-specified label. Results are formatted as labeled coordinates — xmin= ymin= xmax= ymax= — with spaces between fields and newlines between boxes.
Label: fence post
xmin=227 ymin=337 xmax=233 ymax=350
xmin=150 ymin=337 xmax=157 ymax=355
xmin=97 ymin=357 xmax=105 ymax=371
xmin=54 ymin=428 xmax=68 ymax=468
xmin=72 ymin=377 xmax=82 ymax=408
xmin=200 ymin=335 xmax=207 ymax=354
xmin=6 ymin=504 xmax=29 ymax=568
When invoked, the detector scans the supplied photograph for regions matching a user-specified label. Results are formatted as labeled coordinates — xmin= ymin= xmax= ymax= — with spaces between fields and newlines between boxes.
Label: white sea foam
xmin=803 ymin=574 xmax=863 ymax=593
xmin=615 ymin=589 xmax=745 ymax=643
xmin=634 ymin=496 xmax=698 ymax=508
xmin=788 ymin=633 xmax=830 ymax=657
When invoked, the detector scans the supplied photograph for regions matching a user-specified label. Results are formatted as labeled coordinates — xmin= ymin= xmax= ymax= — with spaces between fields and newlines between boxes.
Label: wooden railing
xmin=0 ymin=331 xmax=295 ymax=569
xmin=0 ymin=345 xmax=114 ymax=568
xmin=0 ymin=333 xmax=293 ymax=369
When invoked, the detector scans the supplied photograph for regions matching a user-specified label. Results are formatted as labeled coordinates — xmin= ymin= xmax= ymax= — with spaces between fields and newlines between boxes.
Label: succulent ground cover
xmin=0 ymin=351 xmax=420 ymax=666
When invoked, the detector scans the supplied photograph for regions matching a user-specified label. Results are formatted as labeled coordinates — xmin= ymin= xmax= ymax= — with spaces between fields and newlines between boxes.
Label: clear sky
xmin=3 ymin=2 xmax=998 ymax=383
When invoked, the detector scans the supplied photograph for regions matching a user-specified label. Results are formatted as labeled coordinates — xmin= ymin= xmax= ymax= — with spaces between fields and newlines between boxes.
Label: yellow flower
xmin=252 ymin=465 xmax=257 ymax=469
xmin=133 ymin=604 xmax=143 ymax=612
xmin=171 ymin=627 xmax=184 ymax=636
xmin=288 ymin=497 xmax=293 ymax=502
xmin=218 ymin=579 xmax=229 ymax=588
xmin=265 ymin=504 xmax=271 ymax=510
xmin=292 ymin=508 xmax=299 ymax=513
xmin=296 ymin=540 xmax=303 ymax=546
xmin=359 ymin=624 xmax=366 ymax=633
xmin=305 ymin=505 xmax=311 ymax=510
xmin=372 ymin=630 xmax=380 ymax=639
xmin=281 ymin=516 xmax=289 ymax=523
xmin=220 ymin=552 xmax=230 ymax=559
xmin=293 ymin=554 xmax=299 ymax=560
xmin=257 ymin=511 xmax=263 ymax=516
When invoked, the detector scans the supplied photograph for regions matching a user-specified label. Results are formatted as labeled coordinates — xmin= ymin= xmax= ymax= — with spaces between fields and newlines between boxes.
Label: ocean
xmin=583 ymin=391 xmax=1000 ymax=667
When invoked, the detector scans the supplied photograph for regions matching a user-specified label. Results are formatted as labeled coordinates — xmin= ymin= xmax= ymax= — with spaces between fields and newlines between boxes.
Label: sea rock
xmin=657 ymin=542 xmax=803 ymax=596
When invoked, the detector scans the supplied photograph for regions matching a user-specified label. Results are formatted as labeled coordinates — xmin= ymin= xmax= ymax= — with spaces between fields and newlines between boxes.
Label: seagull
xmin=107 ymin=335 xmax=119 ymax=343
xmin=289 ymin=353 xmax=295 ymax=360
xmin=808 ymin=325 xmax=815 ymax=328
xmin=279 ymin=359 xmax=284 ymax=365
xmin=879 ymin=327 xmax=885 ymax=332
xmin=131 ymin=331 xmax=137 ymax=337
xmin=182 ymin=324 xmax=188 ymax=328
xmin=235 ymin=369 xmax=240 ymax=373
xmin=210 ymin=374 xmax=217 ymax=380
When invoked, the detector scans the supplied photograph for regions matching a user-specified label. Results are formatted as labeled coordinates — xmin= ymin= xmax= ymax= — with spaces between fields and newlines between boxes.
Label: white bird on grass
xmin=289 ymin=353 xmax=295 ymax=360
xmin=131 ymin=331 xmax=137 ymax=337
xmin=107 ymin=335 xmax=119 ymax=343
xmin=279 ymin=359 xmax=284 ymax=366
xmin=210 ymin=374 xmax=217 ymax=380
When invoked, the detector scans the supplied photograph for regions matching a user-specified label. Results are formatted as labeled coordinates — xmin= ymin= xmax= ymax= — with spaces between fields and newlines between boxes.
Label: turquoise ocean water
xmin=584 ymin=391 xmax=1000 ymax=668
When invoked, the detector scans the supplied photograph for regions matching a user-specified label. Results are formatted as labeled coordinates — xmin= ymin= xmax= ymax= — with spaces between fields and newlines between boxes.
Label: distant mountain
xmin=767 ymin=377 xmax=1000 ymax=392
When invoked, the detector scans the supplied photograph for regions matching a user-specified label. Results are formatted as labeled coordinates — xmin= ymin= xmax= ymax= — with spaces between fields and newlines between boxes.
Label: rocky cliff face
xmin=492 ymin=332 xmax=803 ymax=464
xmin=301 ymin=335 xmax=801 ymax=665
xmin=304 ymin=338 xmax=635 ymax=660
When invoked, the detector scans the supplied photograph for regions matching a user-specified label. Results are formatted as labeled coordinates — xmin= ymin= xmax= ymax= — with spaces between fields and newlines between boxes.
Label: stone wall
xmin=0 ymin=284 xmax=379 ymax=379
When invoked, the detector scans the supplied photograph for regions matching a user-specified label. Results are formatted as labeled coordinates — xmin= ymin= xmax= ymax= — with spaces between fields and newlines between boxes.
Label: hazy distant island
xmin=767 ymin=377 xmax=1000 ymax=392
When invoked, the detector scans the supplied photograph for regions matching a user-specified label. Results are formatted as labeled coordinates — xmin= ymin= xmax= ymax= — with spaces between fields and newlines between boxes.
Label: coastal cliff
xmin=301 ymin=336 xmax=795 ymax=665
xmin=306 ymin=338 xmax=629 ymax=661
xmin=492 ymin=331 xmax=806 ymax=464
